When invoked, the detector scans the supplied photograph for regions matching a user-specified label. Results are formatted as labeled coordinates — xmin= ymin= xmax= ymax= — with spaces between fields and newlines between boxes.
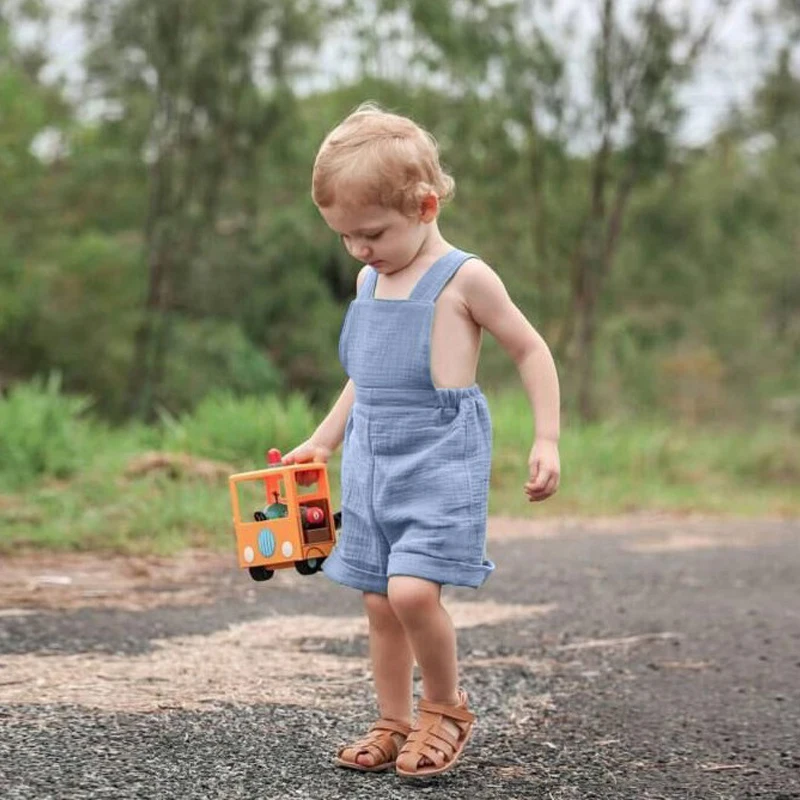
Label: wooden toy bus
xmin=229 ymin=449 xmax=340 ymax=582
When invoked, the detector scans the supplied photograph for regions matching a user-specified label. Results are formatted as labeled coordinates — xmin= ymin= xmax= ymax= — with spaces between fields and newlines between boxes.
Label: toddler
xmin=283 ymin=103 xmax=561 ymax=778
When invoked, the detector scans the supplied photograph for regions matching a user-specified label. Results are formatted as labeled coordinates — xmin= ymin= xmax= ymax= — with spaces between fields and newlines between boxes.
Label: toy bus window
xmin=294 ymin=469 xmax=321 ymax=495
xmin=266 ymin=478 xmax=287 ymax=504
xmin=235 ymin=477 xmax=287 ymax=524
xmin=300 ymin=499 xmax=333 ymax=544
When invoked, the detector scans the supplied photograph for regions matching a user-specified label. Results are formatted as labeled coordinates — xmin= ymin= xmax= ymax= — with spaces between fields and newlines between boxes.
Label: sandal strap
xmin=338 ymin=718 xmax=412 ymax=763
xmin=411 ymin=742 xmax=449 ymax=765
xmin=346 ymin=738 xmax=392 ymax=762
xmin=406 ymin=726 xmax=458 ymax=754
xmin=417 ymin=697 xmax=475 ymax=725
xmin=370 ymin=718 xmax=413 ymax=737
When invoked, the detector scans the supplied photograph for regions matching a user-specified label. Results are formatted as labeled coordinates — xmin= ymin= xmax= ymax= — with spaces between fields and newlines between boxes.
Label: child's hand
xmin=283 ymin=440 xmax=333 ymax=486
xmin=524 ymin=439 xmax=560 ymax=502
xmin=282 ymin=440 xmax=332 ymax=466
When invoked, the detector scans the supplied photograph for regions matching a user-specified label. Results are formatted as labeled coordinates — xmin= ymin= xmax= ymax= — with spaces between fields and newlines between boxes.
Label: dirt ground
xmin=1 ymin=514 xmax=799 ymax=799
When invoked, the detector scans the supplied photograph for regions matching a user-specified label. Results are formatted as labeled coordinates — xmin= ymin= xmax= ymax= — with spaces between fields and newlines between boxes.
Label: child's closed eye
xmin=339 ymin=230 xmax=385 ymax=249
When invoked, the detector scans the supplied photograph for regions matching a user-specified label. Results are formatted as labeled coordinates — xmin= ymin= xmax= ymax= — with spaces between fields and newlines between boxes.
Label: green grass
xmin=1 ymin=385 xmax=798 ymax=555
xmin=487 ymin=392 xmax=800 ymax=518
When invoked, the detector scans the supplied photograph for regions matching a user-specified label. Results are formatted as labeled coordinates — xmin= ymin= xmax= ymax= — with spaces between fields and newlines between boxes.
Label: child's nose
xmin=355 ymin=242 xmax=372 ymax=260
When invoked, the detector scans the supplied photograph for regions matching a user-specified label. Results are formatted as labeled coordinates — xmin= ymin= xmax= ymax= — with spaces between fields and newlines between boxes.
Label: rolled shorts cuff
xmin=322 ymin=550 xmax=389 ymax=595
xmin=387 ymin=551 xmax=495 ymax=589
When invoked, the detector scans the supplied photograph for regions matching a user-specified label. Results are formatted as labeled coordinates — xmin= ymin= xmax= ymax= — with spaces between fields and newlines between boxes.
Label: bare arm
xmin=311 ymin=379 xmax=355 ymax=453
xmin=462 ymin=259 xmax=561 ymax=500
xmin=282 ymin=265 xmax=369 ymax=465
xmin=281 ymin=378 xmax=354 ymax=466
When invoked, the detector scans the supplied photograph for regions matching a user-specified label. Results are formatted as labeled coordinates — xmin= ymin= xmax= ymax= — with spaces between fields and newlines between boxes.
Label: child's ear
xmin=419 ymin=192 xmax=439 ymax=223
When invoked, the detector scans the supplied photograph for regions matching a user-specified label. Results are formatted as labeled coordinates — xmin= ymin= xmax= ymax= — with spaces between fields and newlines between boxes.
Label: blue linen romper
xmin=322 ymin=249 xmax=496 ymax=595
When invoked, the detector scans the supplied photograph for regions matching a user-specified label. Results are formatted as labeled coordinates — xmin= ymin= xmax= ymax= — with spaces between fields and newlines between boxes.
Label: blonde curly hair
xmin=312 ymin=102 xmax=455 ymax=216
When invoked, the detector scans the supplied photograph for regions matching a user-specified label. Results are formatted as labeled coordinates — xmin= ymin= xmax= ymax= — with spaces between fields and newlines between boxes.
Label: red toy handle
xmin=267 ymin=448 xmax=282 ymax=465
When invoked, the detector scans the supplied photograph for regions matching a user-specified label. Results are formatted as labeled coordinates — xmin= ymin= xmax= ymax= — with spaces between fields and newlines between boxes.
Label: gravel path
xmin=1 ymin=516 xmax=799 ymax=799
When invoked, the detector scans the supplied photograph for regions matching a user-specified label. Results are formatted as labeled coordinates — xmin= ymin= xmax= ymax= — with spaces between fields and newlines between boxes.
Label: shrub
xmin=0 ymin=374 xmax=95 ymax=490
xmin=160 ymin=391 xmax=317 ymax=466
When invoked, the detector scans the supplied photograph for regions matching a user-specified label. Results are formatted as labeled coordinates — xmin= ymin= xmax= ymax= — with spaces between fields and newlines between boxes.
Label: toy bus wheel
xmin=295 ymin=557 xmax=325 ymax=576
xmin=249 ymin=566 xmax=274 ymax=581
xmin=333 ymin=511 xmax=342 ymax=530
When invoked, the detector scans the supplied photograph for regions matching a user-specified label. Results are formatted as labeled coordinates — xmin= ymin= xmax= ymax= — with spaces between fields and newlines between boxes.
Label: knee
xmin=363 ymin=591 xmax=399 ymax=631
xmin=387 ymin=576 xmax=440 ymax=624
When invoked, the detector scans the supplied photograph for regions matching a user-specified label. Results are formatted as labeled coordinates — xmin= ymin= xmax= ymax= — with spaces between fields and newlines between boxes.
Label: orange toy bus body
xmin=228 ymin=452 xmax=339 ymax=582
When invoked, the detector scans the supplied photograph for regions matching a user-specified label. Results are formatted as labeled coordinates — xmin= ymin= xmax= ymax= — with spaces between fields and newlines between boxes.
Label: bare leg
xmin=354 ymin=591 xmax=414 ymax=767
xmin=387 ymin=576 xmax=459 ymax=705
xmin=387 ymin=575 xmax=465 ymax=767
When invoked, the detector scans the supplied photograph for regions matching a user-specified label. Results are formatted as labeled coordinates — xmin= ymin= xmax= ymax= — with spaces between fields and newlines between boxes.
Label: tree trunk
xmin=575 ymin=270 xmax=600 ymax=422
xmin=126 ymin=229 xmax=171 ymax=420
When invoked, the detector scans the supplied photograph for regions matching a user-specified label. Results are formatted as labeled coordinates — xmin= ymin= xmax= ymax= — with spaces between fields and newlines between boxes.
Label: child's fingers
xmin=282 ymin=446 xmax=315 ymax=465
xmin=282 ymin=447 xmax=325 ymax=486
xmin=525 ymin=470 xmax=559 ymax=501
xmin=540 ymin=472 xmax=559 ymax=497
xmin=527 ymin=460 xmax=549 ymax=491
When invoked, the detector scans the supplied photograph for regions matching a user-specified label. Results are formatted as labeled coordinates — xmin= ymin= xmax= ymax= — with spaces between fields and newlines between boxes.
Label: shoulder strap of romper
xmin=408 ymin=249 xmax=476 ymax=303
xmin=356 ymin=267 xmax=379 ymax=299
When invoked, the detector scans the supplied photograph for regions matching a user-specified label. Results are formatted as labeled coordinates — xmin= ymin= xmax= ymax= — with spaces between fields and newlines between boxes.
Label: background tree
xmin=551 ymin=0 xmax=728 ymax=420
xmin=80 ymin=0 xmax=327 ymax=419
xmin=1 ymin=0 xmax=797 ymax=429
xmin=357 ymin=0 xmax=732 ymax=420
xmin=0 ymin=0 xmax=73 ymax=388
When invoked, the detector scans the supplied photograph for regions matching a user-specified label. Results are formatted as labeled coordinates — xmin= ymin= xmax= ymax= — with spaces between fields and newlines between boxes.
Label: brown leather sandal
xmin=396 ymin=689 xmax=475 ymax=778
xmin=335 ymin=718 xmax=413 ymax=773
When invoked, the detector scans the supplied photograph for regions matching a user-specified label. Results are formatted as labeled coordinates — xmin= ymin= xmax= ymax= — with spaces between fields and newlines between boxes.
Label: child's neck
xmin=375 ymin=227 xmax=452 ymax=299
xmin=406 ymin=223 xmax=451 ymax=273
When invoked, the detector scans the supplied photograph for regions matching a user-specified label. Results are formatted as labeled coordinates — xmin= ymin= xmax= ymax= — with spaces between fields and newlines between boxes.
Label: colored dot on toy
xmin=258 ymin=529 xmax=276 ymax=558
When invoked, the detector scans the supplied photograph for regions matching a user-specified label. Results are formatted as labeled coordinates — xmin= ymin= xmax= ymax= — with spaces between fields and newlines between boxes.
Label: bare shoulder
xmin=453 ymin=255 xmax=533 ymax=348
xmin=454 ymin=257 xmax=510 ymax=304
xmin=458 ymin=256 xmax=500 ymax=286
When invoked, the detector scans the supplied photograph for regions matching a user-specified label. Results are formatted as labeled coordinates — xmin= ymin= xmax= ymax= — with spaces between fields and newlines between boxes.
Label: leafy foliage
xmin=0 ymin=0 xmax=797 ymax=430
xmin=0 ymin=375 xmax=94 ymax=490
xmin=160 ymin=390 xmax=316 ymax=464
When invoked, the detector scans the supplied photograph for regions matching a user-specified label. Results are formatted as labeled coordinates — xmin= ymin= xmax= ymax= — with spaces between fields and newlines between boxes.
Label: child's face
xmin=319 ymin=201 xmax=432 ymax=275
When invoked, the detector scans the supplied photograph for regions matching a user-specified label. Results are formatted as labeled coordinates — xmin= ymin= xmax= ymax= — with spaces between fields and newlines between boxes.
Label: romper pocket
xmin=373 ymin=409 xmax=472 ymax=531
xmin=371 ymin=406 xmax=465 ymax=458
